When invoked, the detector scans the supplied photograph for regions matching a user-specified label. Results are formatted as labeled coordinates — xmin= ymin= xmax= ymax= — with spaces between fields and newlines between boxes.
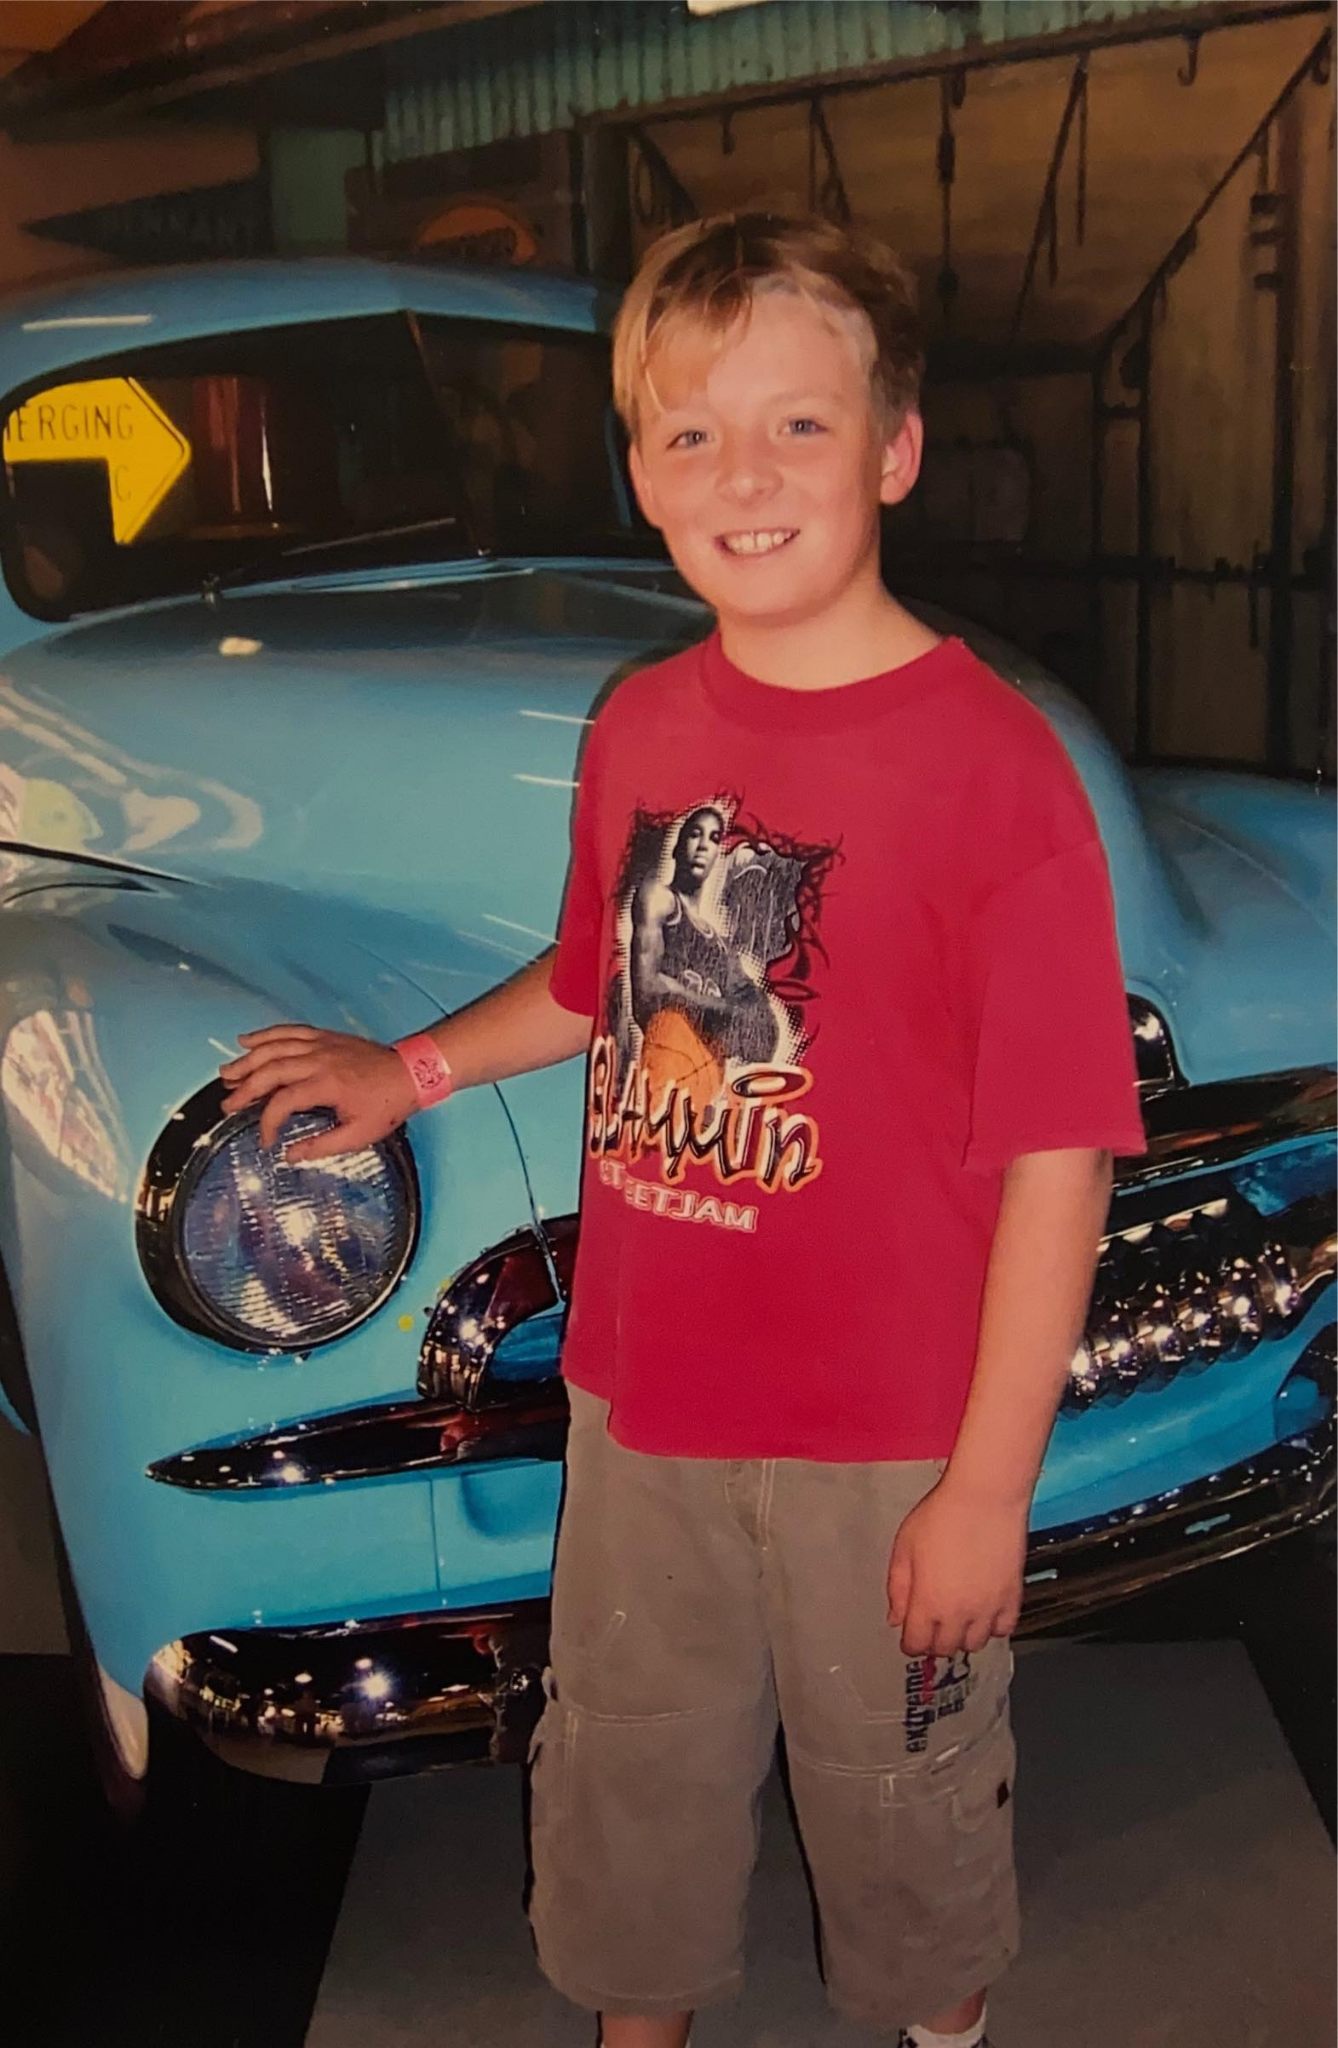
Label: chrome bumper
xmin=148 ymin=1339 xmax=1333 ymax=1783
xmin=146 ymin=1601 xmax=551 ymax=1786
xmin=1021 ymin=1405 xmax=1334 ymax=1631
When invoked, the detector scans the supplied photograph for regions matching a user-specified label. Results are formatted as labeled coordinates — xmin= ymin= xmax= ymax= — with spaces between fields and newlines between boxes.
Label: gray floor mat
xmin=307 ymin=1638 xmax=1335 ymax=2047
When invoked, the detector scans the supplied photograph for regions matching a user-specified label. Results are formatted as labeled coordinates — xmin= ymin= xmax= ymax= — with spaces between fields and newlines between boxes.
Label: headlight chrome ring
xmin=137 ymin=1080 xmax=420 ymax=1355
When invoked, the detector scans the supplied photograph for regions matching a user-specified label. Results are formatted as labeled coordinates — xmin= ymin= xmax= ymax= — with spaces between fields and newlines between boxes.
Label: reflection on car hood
xmin=0 ymin=565 xmax=697 ymax=949
xmin=0 ymin=563 xmax=1330 ymax=1084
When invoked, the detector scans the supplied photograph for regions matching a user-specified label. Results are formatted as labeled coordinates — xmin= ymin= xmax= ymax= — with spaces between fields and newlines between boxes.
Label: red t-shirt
xmin=549 ymin=631 xmax=1146 ymax=1460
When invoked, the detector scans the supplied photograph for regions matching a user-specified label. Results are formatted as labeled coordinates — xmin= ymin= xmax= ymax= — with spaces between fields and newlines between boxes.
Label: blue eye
xmin=669 ymin=428 xmax=708 ymax=449
xmin=787 ymin=417 xmax=824 ymax=436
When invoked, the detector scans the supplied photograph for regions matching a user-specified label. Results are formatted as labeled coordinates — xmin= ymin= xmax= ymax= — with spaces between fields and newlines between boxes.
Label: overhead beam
xmin=0 ymin=1 xmax=535 ymax=137
xmin=11 ymin=1 xmax=197 ymax=88
xmin=587 ymin=1 xmax=1332 ymax=135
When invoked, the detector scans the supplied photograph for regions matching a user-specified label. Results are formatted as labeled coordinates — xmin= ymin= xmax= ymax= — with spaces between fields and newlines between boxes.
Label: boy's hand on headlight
xmin=219 ymin=1025 xmax=418 ymax=1160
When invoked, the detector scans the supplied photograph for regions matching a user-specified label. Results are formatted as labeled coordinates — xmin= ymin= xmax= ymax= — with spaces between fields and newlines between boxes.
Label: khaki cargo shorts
xmin=528 ymin=1386 xmax=1020 ymax=2032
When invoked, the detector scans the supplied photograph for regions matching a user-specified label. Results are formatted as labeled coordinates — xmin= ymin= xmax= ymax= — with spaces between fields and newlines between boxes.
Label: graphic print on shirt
xmin=586 ymin=795 xmax=840 ymax=1221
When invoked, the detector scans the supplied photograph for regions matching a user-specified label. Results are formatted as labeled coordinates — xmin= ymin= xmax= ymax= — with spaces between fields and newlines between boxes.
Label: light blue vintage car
xmin=0 ymin=258 xmax=1332 ymax=1810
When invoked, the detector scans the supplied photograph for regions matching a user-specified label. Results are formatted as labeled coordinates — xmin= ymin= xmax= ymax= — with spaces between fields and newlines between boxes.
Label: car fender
xmin=0 ymin=868 xmax=561 ymax=1691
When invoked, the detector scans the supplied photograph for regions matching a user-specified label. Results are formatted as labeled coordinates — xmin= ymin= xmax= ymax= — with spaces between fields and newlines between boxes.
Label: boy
xmin=221 ymin=214 xmax=1145 ymax=2046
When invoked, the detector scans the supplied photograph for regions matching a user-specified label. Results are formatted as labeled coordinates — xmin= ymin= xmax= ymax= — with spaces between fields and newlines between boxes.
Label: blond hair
xmin=612 ymin=212 xmax=924 ymax=441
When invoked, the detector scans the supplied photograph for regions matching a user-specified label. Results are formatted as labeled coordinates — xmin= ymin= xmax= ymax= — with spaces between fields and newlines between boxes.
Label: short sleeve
xmin=963 ymin=838 xmax=1147 ymax=1172
xmin=548 ymin=717 xmax=606 ymax=1018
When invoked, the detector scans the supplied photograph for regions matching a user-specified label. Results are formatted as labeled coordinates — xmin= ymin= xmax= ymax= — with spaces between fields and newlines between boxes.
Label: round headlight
xmin=138 ymin=1082 xmax=419 ymax=1353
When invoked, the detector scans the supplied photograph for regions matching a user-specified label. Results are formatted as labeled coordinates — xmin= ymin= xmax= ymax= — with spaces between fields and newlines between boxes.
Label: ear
xmin=628 ymin=442 xmax=664 ymax=531
xmin=877 ymin=408 xmax=924 ymax=511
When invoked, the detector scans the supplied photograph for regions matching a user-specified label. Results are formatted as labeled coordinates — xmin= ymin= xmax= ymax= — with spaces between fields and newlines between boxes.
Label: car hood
xmin=0 ymin=565 xmax=700 ymax=958
xmin=0 ymin=564 xmax=1328 ymax=1088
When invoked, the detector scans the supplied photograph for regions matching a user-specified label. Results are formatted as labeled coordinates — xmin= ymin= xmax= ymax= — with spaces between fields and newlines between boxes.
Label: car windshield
xmin=0 ymin=310 xmax=651 ymax=620
xmin=416 ymin=314 xmax=641 ymax=560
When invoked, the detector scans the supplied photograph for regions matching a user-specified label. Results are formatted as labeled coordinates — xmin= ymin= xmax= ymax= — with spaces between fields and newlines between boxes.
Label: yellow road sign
xmin=3 ymin=377 xmax=190 ymax=544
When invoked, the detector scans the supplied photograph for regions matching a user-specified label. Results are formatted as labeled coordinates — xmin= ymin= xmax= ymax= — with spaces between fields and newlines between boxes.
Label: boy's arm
xmin=220 ymin=948 xmax=592 ymax=1161
xmin=887 ymin=1144 xmax=1113 ymax=1657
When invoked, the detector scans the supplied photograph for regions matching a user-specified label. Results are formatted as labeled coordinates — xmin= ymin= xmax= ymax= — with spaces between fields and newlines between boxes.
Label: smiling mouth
xmin=716 ymin=528 xmax=798 ymax=558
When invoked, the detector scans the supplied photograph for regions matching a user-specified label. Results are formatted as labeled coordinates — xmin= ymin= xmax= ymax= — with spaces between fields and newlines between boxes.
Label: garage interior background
xmin=0 ymin=0 xmax=1333 ymax=777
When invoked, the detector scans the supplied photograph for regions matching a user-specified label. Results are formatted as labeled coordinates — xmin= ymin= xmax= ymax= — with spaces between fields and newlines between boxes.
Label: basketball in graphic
xmin=640 ymin=1007 xmax=724 ymax=1114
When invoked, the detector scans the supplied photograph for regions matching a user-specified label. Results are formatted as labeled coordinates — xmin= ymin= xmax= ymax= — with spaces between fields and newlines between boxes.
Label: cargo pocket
xmin=885 ymin=1709 xmax=1020 ymax=1986
xmin=948 ymin=1712 xmax=1016 ymax=1882
xmin=527 ymin=1678 xmax=573 ymax=1822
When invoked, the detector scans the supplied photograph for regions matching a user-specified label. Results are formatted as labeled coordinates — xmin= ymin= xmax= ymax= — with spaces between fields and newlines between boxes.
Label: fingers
xmin=899 ymin=1618 xmax=931 ymax=1658
xmin=219 ymin=1027 xmax=325 ymax=1083
xmin=899 ymin=1606 xmax=970 ymax=1658
xmin=219 ymin=1026 xmax=402 ymax=1158
xmin=901 ymin=1611 xmax=1002 ymax=1658
xmin=284 ymin=1120 xmax=379 ymax=1165
xmin=222 ymin=1055 xmax=318 ymax=1115
xmin=261 ymin=1089 xmax=383 ymax=1161
xmin=896 ymin=1572 xmax=932 ymax=1655
xmin=258 ymin=1081 xmax=329 ymax=1152
xmin=887 ymin=1549 xmax=913 ymax=1629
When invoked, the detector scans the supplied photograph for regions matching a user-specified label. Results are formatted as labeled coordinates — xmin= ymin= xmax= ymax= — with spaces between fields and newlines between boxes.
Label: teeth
xmin=720 ymin=529 xmax=796 ymax=556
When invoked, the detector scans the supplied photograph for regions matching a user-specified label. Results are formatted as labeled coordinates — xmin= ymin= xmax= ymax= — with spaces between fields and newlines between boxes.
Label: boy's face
xmin=628 ymin=291 xmax=921 ymax=636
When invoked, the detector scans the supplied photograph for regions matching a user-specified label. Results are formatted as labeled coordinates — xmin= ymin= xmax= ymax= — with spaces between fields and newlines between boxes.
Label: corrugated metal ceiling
xmin=382 ymin=0 xmax=1217 ymax=160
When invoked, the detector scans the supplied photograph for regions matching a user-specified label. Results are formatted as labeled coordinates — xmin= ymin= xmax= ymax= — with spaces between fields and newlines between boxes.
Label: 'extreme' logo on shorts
xmin=904 ymin=1652 xmax=975 ymax=1753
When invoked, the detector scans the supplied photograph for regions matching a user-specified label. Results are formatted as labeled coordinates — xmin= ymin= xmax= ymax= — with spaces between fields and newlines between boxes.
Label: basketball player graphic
xmin=628 ymin=805 xmax=779 ymax=1112
xmin=591 ymin=799 xmax=838 ymax=1196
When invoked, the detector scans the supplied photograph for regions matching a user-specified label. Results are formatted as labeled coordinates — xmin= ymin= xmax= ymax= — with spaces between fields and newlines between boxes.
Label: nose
xmin=718 ymin=429 xmax=780 ymax=505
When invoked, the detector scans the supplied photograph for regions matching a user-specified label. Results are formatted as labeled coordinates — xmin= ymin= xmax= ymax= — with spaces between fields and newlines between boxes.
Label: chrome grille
xmin=1066 ymin=1188 xmax=1334 ymax=1410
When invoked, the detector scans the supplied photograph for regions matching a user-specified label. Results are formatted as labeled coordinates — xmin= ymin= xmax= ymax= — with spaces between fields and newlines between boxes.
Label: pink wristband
xmin=393 ymin=1032 xmax=455 ymax=1110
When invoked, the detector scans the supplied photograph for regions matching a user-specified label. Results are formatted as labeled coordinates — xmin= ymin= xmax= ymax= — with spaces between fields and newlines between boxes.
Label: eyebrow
xmin=654 ymin=387 xmax=848 ymax=419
